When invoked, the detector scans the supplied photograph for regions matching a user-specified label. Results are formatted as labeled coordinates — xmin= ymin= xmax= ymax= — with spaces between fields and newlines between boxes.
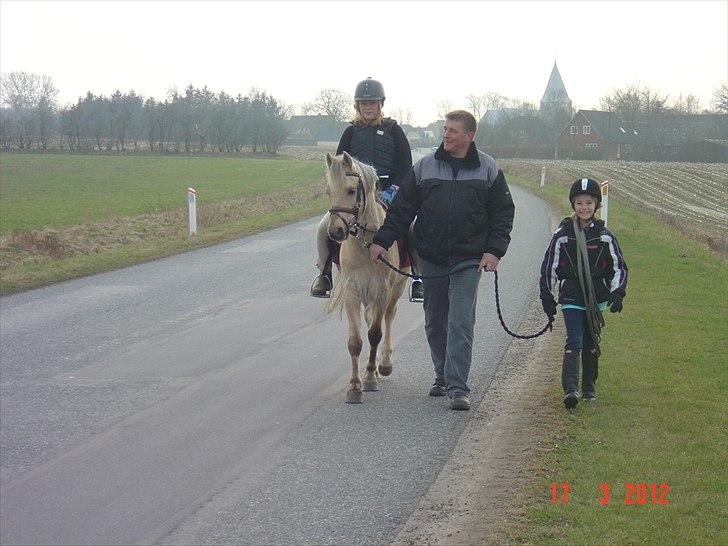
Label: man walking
xmin=369 ymin=110 xmax=515 ymax=410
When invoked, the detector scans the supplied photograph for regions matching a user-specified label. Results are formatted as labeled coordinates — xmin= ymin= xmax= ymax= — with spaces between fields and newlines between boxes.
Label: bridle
xmin=327 ymin=170 xmax=372 ymax=240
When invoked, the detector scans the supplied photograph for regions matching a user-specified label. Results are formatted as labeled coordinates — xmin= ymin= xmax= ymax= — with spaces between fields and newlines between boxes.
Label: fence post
xmin=600 ymin=180 xmax=609 ymax=227
xmin=540 ymin=166 xmax=546 ymax=188
xmin=187 ymin=187 xmax=197 ymax=235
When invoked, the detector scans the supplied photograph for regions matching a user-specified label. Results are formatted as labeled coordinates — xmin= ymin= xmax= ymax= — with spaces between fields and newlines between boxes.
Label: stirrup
xmin=310 ymin=274 xmax=332 ymax=299
xmin=409 ymin=278 xmax=424 ymax=303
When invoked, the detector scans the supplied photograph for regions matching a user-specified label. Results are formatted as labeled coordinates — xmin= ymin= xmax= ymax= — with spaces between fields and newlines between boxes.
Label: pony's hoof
xmin=378 ymin=365 xmax=393 ymax=377
xmin=362 ymin=381 xmax=379 ymax=392
xmin=346 ymin=390 xmax=363 ymax=404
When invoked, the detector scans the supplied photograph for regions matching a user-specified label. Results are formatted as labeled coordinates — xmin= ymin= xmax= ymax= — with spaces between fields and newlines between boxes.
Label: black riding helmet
xmin=569 ymin=178 xmax=602 ymax=209
xmin=354 ymin=77 xmax=385 ymax=103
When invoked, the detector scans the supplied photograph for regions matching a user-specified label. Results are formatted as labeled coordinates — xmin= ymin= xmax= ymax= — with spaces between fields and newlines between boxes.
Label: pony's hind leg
xmin=362 ymin=310 xmax=384 ymax=392
xmin=344 ymin=296 xmax=363 ymax=404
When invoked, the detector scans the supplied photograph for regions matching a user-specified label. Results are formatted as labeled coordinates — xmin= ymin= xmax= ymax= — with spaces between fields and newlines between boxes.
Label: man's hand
xmin=369 ymin=243 xmax=387 ymax=263
xmin=478 ymin=252 xmax=500 ymax=272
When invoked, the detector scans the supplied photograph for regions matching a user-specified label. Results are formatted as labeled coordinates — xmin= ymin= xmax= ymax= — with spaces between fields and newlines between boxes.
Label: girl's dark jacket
xmin=373 ymin=142 xmax=515 ymax=266
xmin=539 ymin=216 xmax=628 ymax=306
xmin=336 ymin=118 xmax=412 ymax=190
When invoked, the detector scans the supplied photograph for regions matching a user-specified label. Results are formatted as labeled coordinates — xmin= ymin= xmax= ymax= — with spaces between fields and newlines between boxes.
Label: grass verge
xmin=501 ymin=172 xmax=728 ymax=544
xmin=0 ymin=153 xmax=324 ymax=234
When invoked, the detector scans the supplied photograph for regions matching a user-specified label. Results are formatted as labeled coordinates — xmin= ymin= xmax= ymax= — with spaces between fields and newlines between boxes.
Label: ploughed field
xmin=500 ymin=159 xmax=727 ymax=251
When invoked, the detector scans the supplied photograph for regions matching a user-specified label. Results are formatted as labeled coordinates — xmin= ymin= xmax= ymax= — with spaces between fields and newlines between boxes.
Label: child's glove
xmin=541 ymin=296 xmax=557 ymax=321
xmin=609 ymin=291 xmax=624 ymax=313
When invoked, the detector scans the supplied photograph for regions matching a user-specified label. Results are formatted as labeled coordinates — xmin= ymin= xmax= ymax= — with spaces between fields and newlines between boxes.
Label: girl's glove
xmin=609 ymin=292 xmax=624 ymax=313
xmin=541 ymin=297 xmax=557 ymax=320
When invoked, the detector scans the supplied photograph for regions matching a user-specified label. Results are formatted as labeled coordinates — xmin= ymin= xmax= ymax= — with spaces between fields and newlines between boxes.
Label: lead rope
xmin=361 ymin=240 xmax=553 ymax=339
xmin=573 ymin=216 xmax=604 ymax=356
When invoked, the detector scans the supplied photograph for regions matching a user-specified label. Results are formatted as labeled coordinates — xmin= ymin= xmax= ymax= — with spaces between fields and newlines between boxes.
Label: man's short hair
xmin=445 ymin=110 xmax=477 ymax=134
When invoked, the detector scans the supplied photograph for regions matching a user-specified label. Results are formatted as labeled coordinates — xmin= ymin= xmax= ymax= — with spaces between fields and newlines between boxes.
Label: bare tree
xmin=36 ymin=75 xmax=58 ymax=150
xmin=436 ymin=99 xmax=452 ymax=119
xmin=600 ymin=83 xmax=668 ymax=124
xmin=465 ymin=94 xmax=485 ymax=120
xmin=303 ymin=89 xmax=353 ymax=122
xmin=669 ymin=93 xmax=702 ymax=114
xmin=389 ymin=107 xmax=412 ymax=125
xmin=711 ymin=82 xmax=728 ymax=114
xmin=1 ymin=71 xmax=56 ymax=149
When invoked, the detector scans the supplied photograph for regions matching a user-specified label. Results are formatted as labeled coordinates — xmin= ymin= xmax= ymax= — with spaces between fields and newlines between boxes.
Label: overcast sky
xmin=1 ymin=0 xmax=726 ymax=126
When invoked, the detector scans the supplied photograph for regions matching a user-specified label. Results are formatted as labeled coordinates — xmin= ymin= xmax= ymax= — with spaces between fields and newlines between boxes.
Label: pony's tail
xmin=324 ymin=276 xmax=346 ymax=316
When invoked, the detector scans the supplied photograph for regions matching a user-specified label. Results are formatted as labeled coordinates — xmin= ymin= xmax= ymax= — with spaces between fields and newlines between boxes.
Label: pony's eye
xmin=347 ymin=188 xmax=356 ymax=195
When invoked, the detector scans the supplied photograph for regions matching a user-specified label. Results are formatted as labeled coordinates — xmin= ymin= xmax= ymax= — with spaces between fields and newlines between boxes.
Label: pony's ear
xmin=326 ymin=153 xmax=333 ymax=168
xmin=342 ymin=151 xmax=353 ymax=168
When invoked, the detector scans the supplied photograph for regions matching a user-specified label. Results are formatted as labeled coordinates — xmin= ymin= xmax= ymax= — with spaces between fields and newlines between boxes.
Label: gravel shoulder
xmin=393 ymin=207 xmax=563 ymax=545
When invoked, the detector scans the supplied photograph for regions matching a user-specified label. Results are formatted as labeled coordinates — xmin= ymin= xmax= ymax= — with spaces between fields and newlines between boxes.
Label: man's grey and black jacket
xmin=373 ymin=142 xmax=515 ymax=265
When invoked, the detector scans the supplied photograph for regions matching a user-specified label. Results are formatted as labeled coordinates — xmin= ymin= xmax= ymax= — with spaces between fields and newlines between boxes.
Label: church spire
xmin=540 ymin=61 xmax=572 ymax=112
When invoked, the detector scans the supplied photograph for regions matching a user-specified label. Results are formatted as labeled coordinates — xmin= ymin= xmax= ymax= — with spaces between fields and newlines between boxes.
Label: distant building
xmin=285 ymin=115 xmax=347 ymax=146
xmin=558 ymin=110 xmax=728 ymax=162
xmin=557 ymin=110 xmax=635 ymax=160
xmin=476 ymin=62 xmax=573 ymax=158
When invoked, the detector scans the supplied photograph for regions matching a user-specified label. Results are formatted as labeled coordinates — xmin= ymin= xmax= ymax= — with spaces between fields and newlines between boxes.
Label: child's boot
xmin=582 ymin=349 xmax=598 ymax=402
xmin=562 ymin=349 xmax=580 ymax=409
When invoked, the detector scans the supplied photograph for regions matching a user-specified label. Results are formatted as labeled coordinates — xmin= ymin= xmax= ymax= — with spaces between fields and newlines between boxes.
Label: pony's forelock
xmin=326 ymin=154 xmax=378 ymax=196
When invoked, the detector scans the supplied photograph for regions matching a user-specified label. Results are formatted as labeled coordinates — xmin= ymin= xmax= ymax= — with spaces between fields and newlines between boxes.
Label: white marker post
xmin=600 ymin=180 xmax=609 ymax=227
xmin=187 ymin=187 xmax=197 ymax=235
xmin=540 ymin=166 xmax=546 ymax=188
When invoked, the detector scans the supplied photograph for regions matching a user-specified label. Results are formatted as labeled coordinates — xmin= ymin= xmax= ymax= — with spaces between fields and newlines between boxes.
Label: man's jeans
xmin=421 ymin=258 xmax=481 ymax=395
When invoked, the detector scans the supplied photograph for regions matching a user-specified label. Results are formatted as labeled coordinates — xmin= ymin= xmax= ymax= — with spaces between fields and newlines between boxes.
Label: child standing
xmin=539 ymin=178 xmax=628 ymax=409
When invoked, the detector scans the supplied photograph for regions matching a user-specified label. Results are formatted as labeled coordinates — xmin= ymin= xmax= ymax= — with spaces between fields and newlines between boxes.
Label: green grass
xmin=0 ymin=153 xmax=329 ymax=293
xmin=504 ymin=172 xmax=728 ymax=544
xmin=0 ymin=153 xmax=324 ymax=234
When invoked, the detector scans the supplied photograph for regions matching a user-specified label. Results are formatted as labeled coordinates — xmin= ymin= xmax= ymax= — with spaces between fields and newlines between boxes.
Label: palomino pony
xmin=324 ymin=152 xmax=409 ymax=404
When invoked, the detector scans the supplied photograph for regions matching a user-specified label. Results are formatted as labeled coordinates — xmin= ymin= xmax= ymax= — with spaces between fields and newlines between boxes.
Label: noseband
xmin=328 ymin=170 xmax=368 ymax=239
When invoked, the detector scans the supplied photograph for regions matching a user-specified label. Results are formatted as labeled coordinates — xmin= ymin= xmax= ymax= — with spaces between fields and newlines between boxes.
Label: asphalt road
xmin=0 ymin=184 xmax=551 ymax=545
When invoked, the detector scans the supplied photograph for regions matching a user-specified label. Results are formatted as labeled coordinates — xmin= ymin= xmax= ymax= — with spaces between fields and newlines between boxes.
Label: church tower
xmin=540 ymin=62 xmax=572 ymax=115
xmin=540 ymin=62 xmax=572 ymax=139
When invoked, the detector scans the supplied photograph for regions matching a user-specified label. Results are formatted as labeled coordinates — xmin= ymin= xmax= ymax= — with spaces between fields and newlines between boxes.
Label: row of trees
xmin=2 ymin=71 xmax=726 ymax=155
xmin=1 ymin=73 xmax=292 ymax=153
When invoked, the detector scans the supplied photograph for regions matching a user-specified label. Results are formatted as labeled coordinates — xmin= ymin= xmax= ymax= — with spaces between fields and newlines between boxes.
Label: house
xmin=285 ymin=115 xmax=347 ymax=146
xmin=633 ymin=113 xmax=728 ymax=161
xmin=557 ymin=110 xmax=635 ymax=160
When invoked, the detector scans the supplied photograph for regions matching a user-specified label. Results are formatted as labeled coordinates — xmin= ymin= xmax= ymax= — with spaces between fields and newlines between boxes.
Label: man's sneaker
xmin=450 ymin=391 xmax=471 ymax=411
xmin=583 ymin=391 xmax=597 ymax=402
xmin=428 ymin=381 xmax=447 ymax=397
xmin=563 ymin=390 xmax=579 ymax=409
xmin=409 ymin=279 xmax=424 ymax=302
xmin=310 ymin=274 xmax=332 ymax=298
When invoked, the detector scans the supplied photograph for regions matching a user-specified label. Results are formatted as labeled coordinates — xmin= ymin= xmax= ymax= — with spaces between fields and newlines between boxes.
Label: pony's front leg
xmin=362 ymin=309 xmax=384 ymax=392
xmin=378 ymin=294 xmax=398 ymax=377
xmin=344 ymin=297 xmax=363 ymax=404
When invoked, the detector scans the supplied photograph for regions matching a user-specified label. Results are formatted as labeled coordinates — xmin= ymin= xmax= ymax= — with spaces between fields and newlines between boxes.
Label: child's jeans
xmin=562 ymin=307 xmax=596 ymax=351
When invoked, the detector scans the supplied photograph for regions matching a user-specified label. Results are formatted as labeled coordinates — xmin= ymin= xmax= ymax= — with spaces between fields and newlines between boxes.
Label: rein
xmin=359 ymin=239 xmax=553 ymax=340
